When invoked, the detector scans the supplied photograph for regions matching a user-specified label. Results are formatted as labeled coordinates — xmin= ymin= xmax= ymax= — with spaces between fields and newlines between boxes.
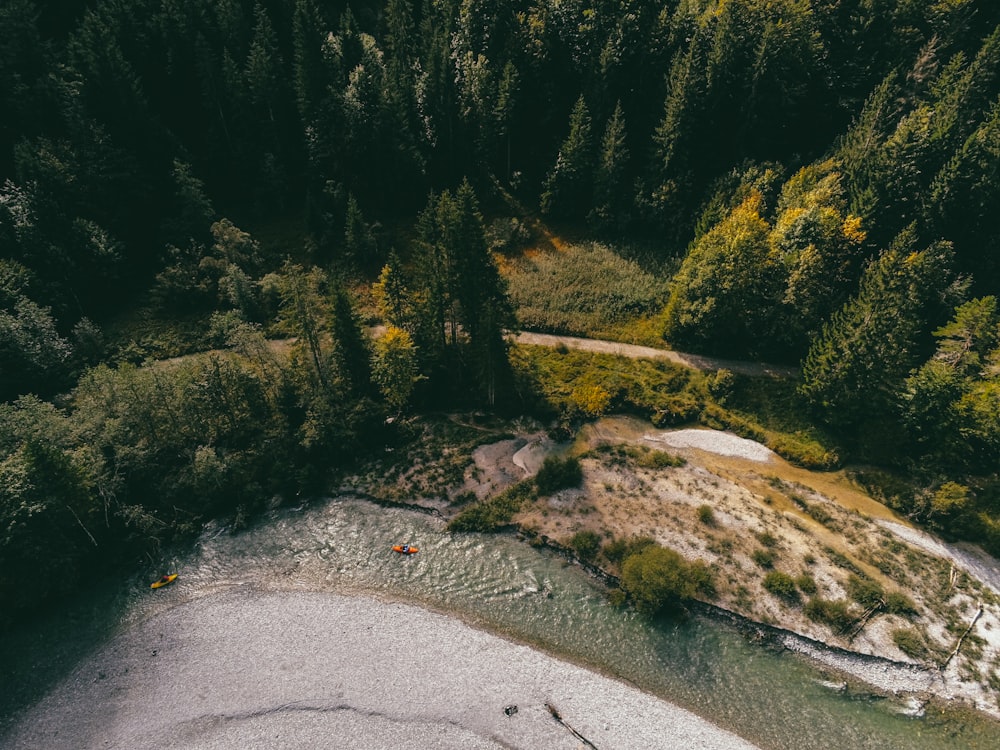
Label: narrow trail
xmin=511 ymin=331 xmax=799 ymax=378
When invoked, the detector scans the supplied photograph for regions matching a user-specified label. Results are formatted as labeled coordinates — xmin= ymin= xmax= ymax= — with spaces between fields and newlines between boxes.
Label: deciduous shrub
xmin=569 ymin=530 xmax=601 ymax=560
xmin=638 ymin=450 xmax=685 ymax=469
xmin=602 ymin=535 xmax=656 ymax=564
xmin=846 ymin=574 xmax=885 ymax=608
xmin=804 ymin=597 xmax=855 ymax=632
xmin=752 ymin=549 xmax=776 ymax=568
xmin=763 ymin=571 xmax=799 ymax=601
xmin=447 ymin=481 xmax=535 ymax=533
xmin=621 ymin=543 xmax=715 ymax=613
xmin=885 ymin=591 xmax=917 ymax=616
xmin=697 ymin=504 xmax=715 ymax=525
xmin=795 ymin=573 xmax=817 ymax=594
xmin=892 ymin=627 xmax=929 ymax=659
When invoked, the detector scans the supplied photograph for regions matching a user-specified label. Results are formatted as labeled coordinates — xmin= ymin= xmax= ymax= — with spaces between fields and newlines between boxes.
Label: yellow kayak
xmin=150 ymin=573 xmax=178 ymax=589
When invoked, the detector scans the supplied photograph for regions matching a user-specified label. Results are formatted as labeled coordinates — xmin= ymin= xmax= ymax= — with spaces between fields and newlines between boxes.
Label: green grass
xmin=506 ymin=241 xmax=670 ymax=345
xmin=511 ymin=343 xmax=699 ymax=423
xmin=892 ymin=627 xmax=930 ymax=660
xmin=510 ymin=343 xmax=842 ymax=469
xmin=711 ymin=376 xmax=842 ymax=469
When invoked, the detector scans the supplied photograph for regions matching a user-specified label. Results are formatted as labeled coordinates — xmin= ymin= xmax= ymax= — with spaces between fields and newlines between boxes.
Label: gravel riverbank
xmin=2 ymin=590 xmax=761 ymax=750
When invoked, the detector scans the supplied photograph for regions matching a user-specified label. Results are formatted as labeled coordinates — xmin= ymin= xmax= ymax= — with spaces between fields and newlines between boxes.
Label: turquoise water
xmin=3 ymin=497 xmax=998 ymax=749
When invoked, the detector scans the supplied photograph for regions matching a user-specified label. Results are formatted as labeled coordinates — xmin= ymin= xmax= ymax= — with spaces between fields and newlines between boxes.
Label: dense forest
xmin=3 ymin=0 xmax=1000 ymax=622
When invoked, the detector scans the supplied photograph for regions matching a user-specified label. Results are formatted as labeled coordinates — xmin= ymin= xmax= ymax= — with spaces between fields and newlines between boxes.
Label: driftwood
xmin=941 ymin=604 xmax=984 ymax=670
xmin=545 ymin=702 xmax=598 ymax=749
xmin=844 ymin=600 xmax=884 ymax=641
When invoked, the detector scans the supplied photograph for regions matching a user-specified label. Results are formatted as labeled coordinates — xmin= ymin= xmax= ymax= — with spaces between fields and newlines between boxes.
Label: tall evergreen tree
xmin=800 ymin=228 xmax=958 ymax=427
xmin=589 ymin=100 xmax=629 ymax=231
xmin=540 ymin=94 xmax=594 ymax=219
xmin=330 ymin=287 xmax=373 ymax=397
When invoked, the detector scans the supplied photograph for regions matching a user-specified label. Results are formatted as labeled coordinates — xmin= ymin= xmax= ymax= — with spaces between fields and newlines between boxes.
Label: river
xmin=2 ymin=497 xmax=998 ymax=749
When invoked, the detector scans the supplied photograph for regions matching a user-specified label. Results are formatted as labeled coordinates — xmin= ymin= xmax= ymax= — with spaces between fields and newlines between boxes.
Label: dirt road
xmin=512 ymin=332 xmax=799 ymax=378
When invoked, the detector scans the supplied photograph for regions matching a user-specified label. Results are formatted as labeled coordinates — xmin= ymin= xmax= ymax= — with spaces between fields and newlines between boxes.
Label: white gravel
xmin=644 ymin=429 xmax=776 ymax=463
xmin=4 ymin=590 xmax=761 ymax=750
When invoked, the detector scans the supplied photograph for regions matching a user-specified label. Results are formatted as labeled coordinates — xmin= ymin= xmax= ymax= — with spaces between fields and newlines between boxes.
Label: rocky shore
xmin=462 ymin=421 xmax=1000 ymax=720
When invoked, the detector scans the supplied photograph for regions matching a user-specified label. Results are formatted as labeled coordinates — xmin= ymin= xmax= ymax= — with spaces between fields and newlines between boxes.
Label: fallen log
xmin=941 ymin=604 xmax=983 ymax=671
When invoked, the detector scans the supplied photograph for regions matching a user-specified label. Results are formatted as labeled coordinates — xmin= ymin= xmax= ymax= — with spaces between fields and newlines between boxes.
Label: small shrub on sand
xmin=697 ymin=504 xmax=715 ymax=526
xmin=892 ymin=627 xmax=929 ymax=660
xmin=763 ymin=571 xmax=799 ymax=601
xmin=804 ymin=597 xmax=855 ymax=633
xmin=885 ymin=590 xmax=918 ymax=616
xmin=638 ymin=449 xmax=685 ymax=469
xmin=847 ymin=574 xmax=886 ymax=609
xmin=752 ymin=549 xmax=776 ymax=568
xmin=795 ymin=573 xmax=817 ymax=595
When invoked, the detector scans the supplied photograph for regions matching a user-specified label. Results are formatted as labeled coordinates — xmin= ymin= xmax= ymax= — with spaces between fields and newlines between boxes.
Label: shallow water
xmin=3 ymin=497 xmax=999 ymax=749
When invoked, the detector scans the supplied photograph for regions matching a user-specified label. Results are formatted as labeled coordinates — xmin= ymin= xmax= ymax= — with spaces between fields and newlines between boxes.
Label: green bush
xmin=708 ymin=369 xmax=736 ymax=403
xmin=892 ymin=627 xmax=929 ymax=660
xmin=756 ymin=531 xmax=778 ymax=547
xmin=752 ymin=549 xmax=776 ymax=568
xmin=697 ymin=504 xmax=715 ymax=525
xmin=763 ymin=571 xmax=799 ymax=601
xmin=569 ymin=529 xmax=601 ymax=560
xmin=602 ymin=535 xmax=656 ymax=564
xmin=638 ymin=449 xmax=686 ymax=469
xmin=804 ymin=597 xmax=855 ymax=632
xmin=846 ymin=574 xmax=885 ymax=608
xmin=535 ymin=454 xmax=583 ymax=495
xmin=795 ymin=573 xmax=817 ymax=595
xmin=885 ymin=590 xmax=917 ymax=616
xmin=621 ymin=543 xmax=715 ymax=613
xmin=447 ymin=481 xmax=535 ymax=533
xmin=607 ymin=588 xmax=628 ymax=608
xmin=687 ymin=559 xmax=717 ymax=598
xmin=652 ymin=393 xmax=702 ymax=426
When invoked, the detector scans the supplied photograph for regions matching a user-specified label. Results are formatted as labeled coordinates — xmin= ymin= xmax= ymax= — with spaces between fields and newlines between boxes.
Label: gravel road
xmin=3 ymin=590 xmax=761 ymax=750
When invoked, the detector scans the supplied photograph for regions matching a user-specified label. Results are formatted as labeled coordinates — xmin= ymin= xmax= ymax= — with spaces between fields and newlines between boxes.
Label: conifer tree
xmin=540 ymin=95 xmax=593 ymax=219
xmin=292 ymin=0 xmax=327 ymax=124
xmin=589 ymin=100 xmax=629 ymax=231
xmin=330 ymin=287 xmax=373 ymax=397
xmin=800 ymin=228 xmax=957 ymax=427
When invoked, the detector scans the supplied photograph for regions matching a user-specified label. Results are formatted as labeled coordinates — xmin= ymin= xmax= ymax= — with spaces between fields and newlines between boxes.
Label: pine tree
xmin=800 ymin=229 xmax=957 ymax=427
xmin=589 ymin=100 xmax=629 ymax=231
xmin=292 ymin=0 xmax=327 ymax=124
xmin=540 ymin=95 xmax=593 ymax=219
xmin=330 ymin=287 xmax=373 ymax=397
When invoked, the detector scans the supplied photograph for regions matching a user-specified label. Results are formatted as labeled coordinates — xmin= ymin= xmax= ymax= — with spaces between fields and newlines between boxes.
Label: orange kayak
xmin=151 ymin=573 xmax=178 ymax=589
xmin=392 ymin=545 xmax=418 ymax=554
